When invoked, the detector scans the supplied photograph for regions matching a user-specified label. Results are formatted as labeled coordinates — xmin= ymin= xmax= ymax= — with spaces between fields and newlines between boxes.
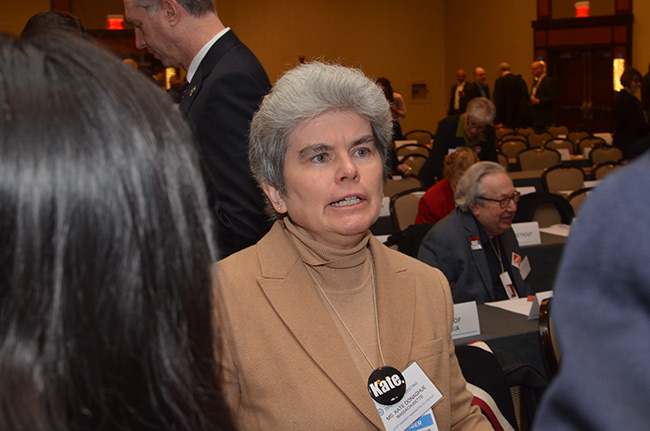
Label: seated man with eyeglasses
xmin=418 ymin=97 xmax=497 ymax=189
xmin=418 ymin=162 xmax=531 ymax=304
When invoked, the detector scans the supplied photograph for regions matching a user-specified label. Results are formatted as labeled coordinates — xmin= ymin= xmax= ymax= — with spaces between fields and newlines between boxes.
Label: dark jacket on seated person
xmin=418 ymin=208 xmax=530 ymax=304
xmin=419 ymin=115 xmax=497 ymax=189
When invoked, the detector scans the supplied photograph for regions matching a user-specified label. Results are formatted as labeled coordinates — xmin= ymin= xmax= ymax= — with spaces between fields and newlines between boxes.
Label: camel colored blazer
xmin=213 ymin=221 xmax=491 ymax=430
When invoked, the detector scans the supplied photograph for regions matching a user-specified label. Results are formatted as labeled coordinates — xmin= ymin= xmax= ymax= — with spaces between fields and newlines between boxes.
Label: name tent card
xmin=451 ymin=301 xmax=480 ymax=340
xmin=528 ymin=290 xmax=553 ymax=320
xmin=512 ymin=222 xmax=541 ymax=246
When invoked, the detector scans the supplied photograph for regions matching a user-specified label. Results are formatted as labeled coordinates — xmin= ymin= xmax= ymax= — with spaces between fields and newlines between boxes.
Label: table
xmin=522 ymin=232 xmax=566 ymax=293
xmin=454 ymin=304 xmax=548 ymax=379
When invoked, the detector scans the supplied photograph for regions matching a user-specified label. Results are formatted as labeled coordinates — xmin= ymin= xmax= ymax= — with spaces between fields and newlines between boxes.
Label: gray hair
xmin=455 ymin=161 xmax=506 ymax=211
xmin=466 ymin=97 xmax=496 ymax=124
xmin=136 ymin=0 xmax=215 ymax=17
xmin=498 ymin=62 xmax=511 ymax=71
xmin=249 ymin=62 xmax=393 ymax=217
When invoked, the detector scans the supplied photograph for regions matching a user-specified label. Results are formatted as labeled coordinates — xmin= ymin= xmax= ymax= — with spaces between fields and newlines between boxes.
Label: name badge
xmin=499 ymin=271 xmax=519 ymax=299
xmin=469 ymin=236 xmax=482 ymax=250
xmin=373 ymin=362 xmax=443 ymax=431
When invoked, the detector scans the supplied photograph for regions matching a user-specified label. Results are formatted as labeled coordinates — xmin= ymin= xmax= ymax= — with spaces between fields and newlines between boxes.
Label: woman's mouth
xmin=330 ymin=196 xmax=362 ymax=207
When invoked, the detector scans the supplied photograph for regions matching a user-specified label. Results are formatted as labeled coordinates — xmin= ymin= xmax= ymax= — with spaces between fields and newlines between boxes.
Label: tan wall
xmin=633 ymin=1 xmax=650 ymax=73
xmin=1 ymin=0 xmax=649 ymax=129
xmin=217 ymin=0 xmax=447 ymax=134
xmin=445 ymin=0 xmax=537 ymax=105
xmin=0 ymin=0 xmax=49 ymax=35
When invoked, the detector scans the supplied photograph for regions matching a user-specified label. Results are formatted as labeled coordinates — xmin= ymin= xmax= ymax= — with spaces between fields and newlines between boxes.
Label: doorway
xmin=548 ymin=48 xmax=615 ymax=133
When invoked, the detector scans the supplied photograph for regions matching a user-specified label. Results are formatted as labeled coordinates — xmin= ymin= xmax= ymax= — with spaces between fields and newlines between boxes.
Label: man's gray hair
xmin=249 ymin=62 xmax=392 ymax=217
xmin=455 ymin=161 xmax=506 ymax=211
xmin=498 ymin=62 xmax=511 ymax=71
xmin=466 ymin=97 xmax=496 ymax=124
xmin=136 ymin=0 xmax=215 ymax=17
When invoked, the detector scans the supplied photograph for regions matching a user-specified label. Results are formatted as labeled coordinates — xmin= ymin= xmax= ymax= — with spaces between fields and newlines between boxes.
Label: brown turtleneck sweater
xmin=283 ymin=218 xmax=381 ymax=381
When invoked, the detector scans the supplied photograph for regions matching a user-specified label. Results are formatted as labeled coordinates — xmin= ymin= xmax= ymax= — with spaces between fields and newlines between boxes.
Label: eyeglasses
xmin=466 ymin=117 xmax=486 ymax=132
xmin=480 ymin=190 xmax=521 ymax=208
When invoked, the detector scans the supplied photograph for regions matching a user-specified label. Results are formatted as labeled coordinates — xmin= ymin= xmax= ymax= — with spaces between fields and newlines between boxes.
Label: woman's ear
xmin=261 ymin=181 xmax=287 ymax=214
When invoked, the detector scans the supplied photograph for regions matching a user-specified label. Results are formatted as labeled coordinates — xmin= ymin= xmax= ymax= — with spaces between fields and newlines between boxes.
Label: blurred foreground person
xmin=532 ymin=152 xmax=650 ymax=430
xmin=0 ymin=35 xmax=233 ymax=431
xmin=215 ymin=62 xmax=491 ymax=430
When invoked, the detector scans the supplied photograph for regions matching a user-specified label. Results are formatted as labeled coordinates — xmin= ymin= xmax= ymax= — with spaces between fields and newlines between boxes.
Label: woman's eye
xmin=355 ymin=148 xmax=370 ymax=157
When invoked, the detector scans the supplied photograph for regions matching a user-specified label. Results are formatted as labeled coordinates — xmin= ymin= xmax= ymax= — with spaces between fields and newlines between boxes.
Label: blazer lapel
xmin=370 ymin=238 xmax=416 ymax=371
xmin=461 ymin=211 xmax=495 ymax=301
xmin=178 ymin=30 xmax=240 ymax=117
xmin=256 ymin=226 xmax=384 ymax=428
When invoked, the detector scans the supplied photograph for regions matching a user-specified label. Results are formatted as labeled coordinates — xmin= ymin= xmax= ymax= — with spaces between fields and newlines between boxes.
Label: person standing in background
xmin=461 ymin=67 xmax=490 ymax=112
xmin=613 ymin=67 xmax=649 ymax=158
xmin=123 ymin=0 xmax=271 ymax=258
xmin=448 ymin=69 xmax=467 ymax=116
xmin=641 ymin=62 xmax=650 ymax=120
xmin=376 ymin=77 xmax=407 ymax=140
xmin=493 ymin=62 xmax=528 ymax=129
xmin=530 ymin=61 xmax=557 ymax=130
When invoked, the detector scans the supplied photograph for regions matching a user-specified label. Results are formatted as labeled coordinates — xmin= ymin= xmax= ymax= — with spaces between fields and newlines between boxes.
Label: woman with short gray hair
xmin=215 ymin=62 xmax=491 ymax=430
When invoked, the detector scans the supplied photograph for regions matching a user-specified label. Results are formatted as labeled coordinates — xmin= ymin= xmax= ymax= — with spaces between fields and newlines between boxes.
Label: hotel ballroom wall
xmin=2 ymin=0 xmax=649 ymax=133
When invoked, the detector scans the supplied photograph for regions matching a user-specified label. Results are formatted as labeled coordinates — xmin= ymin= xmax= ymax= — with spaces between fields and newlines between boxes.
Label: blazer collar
xmin=256 ymin=222 xmax=415 ymax=428
xmin=179 ymin=30 xmax=241 ymax=116
xmin=458 ymin=209 xmax=495 ymax=301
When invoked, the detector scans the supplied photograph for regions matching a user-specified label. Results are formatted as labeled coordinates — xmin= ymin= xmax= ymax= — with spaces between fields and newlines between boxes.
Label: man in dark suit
xmin=123 ymin=0 xmax=270 ymax=258
xmin=448 ymin=68 xmax=467 ymax=116
xmin=461 ymin=67 xmax=490 ymax=112
xmin=419 ymin=97 xmax=497 ymax=188
xmin=530 ymin=61 xmax=558 ymax=130
xmin=493 ymin=62 xmax=528 ymax=128
xmin=418 ymin=162 xmax=530 ymax=304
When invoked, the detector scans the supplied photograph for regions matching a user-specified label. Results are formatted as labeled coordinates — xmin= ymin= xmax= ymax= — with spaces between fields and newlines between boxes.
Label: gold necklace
xmin=303 ymin=253 xmax=386 ymax=371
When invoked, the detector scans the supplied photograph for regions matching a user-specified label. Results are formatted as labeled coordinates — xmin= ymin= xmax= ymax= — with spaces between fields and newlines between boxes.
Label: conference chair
xmin=403 ymin=129 xmax=434 ymax=147
xmin=566 ymin=187 xmax=593 ymax=215
xmin=401 ymin=153 xmax=428 ymax=176
xmin=515 ymin=127 xmax=534 ymax=137
xmin=592 ymin=161 xmax=623 ymax=180
xmin=389 ymin=188 xmax=426 ymax=231
xmin=517 ymin=147 xmax=561 ymax=171
xmin=395 ymin=143 xmax=430 ymax=158
xmin=539 ymin=298 xmax=560 ymax=378
xmin=383 ymin=176 xmax=422 ymax=198
xmin=499 ymin=137 xmax=529 ymax=160
xmin=542 ymin=165 xmax=585 ymax=194
xmin=496 ymin=150 xmax=509 ymax=171
xmin=527 ymin=131 xmax=553 ymax=148
xmin=546 ymin=125 xmax=569 ymax=138
xmin=589 ymin=144 xmax=624 ymax=165
xmin=495 ymin=127 xmax=515 ymax=141
xmin=513 ymin=191 xmax=575 ymax=227
xmin=567 ymin=130 xmax=590 ymax=146
xmin=543 ymin=138 xmax=575 ymax=155
xmin=576 ymin=136 xmax=606 ymax=156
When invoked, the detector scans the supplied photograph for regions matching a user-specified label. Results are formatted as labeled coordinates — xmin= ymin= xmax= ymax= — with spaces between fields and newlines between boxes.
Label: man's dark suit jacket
xmin=448 ymin=82 xmax=467 ymax=116
xmin=461 ymin=82 xmax=490 ymax=110
xmin=180 ymin=30 xmax=271 ymax=258
xmin=418 ymin=115 xmax=497 ymax=188
xmin=418 ymin=208 xmax=530 ymax=304
xmin=493 ymin=73 xmax=526 ymax=128
xmin=530 ymin=75 xmax=557 ymax=130
xmin=613 ymin=89 xmax=650 ymax=157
